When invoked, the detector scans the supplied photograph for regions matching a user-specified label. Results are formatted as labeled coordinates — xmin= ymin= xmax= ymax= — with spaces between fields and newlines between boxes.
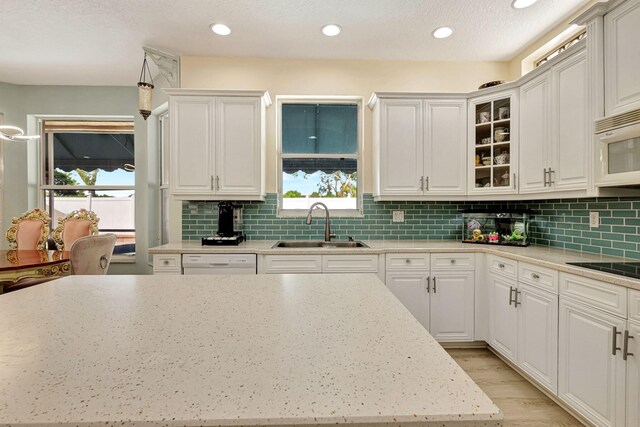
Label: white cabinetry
xmin=468 ymin=91 xmax=518 ymax=194
xmin=430 ymin=253 xmax=475 ymax=342
xmin=261 ymin=254 xmax=380 ymax=278
xmin=558 ymin=273 xmax=628 ymax=427
xmin=152 ymin=254 xmax=182 ymax=275
xmin=627 ymin=319 xmax=639 ymax=427
xmin=385 ymin=252 xmax=474 ymax=342
xmin=605 ymin=0 xmax=640 ymax=115
xmin=488 ymin=271 xmax=519 ymax=362
xmin=519 ymin=49 xmax=588 ymax=194
xmin=372 ymin=95 xmax=466 ymax=199
xmin=519 ymin=73 xmax=551 ymax=193
xmin=167 ymin=90 xmax=270 ymax=200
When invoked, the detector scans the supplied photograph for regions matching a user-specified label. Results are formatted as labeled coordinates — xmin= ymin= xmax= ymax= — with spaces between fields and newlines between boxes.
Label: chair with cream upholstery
xmin=6 ymin=208 xmax=51 ymax=250
xmin=52 ymin=209 xmax=99 ymax=251
xmin=69 ymin=234 xmax=116 ymax=275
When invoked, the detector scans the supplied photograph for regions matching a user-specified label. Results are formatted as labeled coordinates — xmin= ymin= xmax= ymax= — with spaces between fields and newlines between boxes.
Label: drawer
xmin=559 ymin=272 xmax=627 ymax=318
xmin=487 ymin=255 xmax=517 ymax=279
xmin=263 ymin=255 xmax=322 ymax=274
xmin=153 ymin=254 xmax=182 ymax=272
xmin=518 ymin=262 xmax=559 ymax=294
xmin=386 ymin=253 xmax=429 ymax=271
xmin=323 ymin=255 xmax=378 ymax=273
xmin=430 ymin=253 xmax=475 ymax=270
xmin=630 ymin=289 xmax=640 ymax=323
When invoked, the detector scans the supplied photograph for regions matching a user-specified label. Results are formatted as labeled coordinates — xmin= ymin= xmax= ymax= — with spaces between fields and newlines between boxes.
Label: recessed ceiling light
xmin=210 ymin=23 xmax=231 ymax=36
xmin=512 ymin=0 xmax=537 ymax=9
xmin=432 ymin=26 xmax=454 ymax=39
xmin=321 ymin=24 xmax=342 ymax=37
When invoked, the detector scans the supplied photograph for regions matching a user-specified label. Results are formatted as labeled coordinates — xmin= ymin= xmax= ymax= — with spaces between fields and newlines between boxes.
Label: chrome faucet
xmin=306 ymin=202 xmax=336 ymax=242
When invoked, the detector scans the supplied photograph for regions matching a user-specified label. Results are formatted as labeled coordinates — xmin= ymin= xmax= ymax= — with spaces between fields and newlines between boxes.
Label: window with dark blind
xmin=279 ymin=100 xmax=361 ymax=213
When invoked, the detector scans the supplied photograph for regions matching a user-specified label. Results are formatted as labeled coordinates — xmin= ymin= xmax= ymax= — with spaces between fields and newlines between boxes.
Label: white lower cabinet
xmin=517 ymin=283 xmax=558 ymax=394
xmin=488 ymin=272 xmax=519 ymax=363
xmin=385 ymin=271 xmax=430 ymax=329
xmin=385 ymin=253 xmax=474 ymax=342
xmin=627 ymin=321 xmax=640 ymax=427
xmin=430 ymin=270 xmax=475 ymax=342
xmin=558 ymin=297 xmax=627 ymax=427
xmin=262 ymin=254 xmax=379 ymax=278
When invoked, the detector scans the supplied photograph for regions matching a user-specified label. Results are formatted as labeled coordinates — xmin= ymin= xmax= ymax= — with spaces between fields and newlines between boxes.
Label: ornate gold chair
xmin=6 ymin=208 xmax=51 ymax=250
xmin=52 ymin=209 xmax=99 ymax=251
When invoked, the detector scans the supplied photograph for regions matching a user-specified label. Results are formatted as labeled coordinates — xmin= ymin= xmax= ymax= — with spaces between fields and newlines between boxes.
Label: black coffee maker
xmin=217 ymin=201 xmax=235 ymax=237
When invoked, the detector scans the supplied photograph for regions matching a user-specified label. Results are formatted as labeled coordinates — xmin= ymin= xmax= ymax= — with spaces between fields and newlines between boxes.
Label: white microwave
xmin=596 ymin=108 xmax=640 ymax=187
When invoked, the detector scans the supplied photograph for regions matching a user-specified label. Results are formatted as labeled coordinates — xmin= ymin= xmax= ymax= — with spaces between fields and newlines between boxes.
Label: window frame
xmin=276 ymin=95 xmax=364 ymax=218
xmin=37 ymin=117 xmax=136 ymax=262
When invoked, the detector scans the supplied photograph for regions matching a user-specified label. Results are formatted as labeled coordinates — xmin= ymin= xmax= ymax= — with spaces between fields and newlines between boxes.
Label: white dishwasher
xmin=182 ymin=254 xmax=257 ymax=275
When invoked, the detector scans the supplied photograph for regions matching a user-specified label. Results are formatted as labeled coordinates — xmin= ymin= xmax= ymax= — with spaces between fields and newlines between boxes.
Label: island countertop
xmin=0 ymin=274 xmax=502 ymax=426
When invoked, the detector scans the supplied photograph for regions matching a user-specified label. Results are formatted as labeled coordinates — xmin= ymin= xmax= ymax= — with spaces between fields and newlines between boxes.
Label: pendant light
xmin=137 ymin=52 xmax=154 ymax=120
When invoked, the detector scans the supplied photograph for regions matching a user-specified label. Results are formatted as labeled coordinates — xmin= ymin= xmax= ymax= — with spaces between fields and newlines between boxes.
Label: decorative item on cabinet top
xmin=462 ymin=209 xmax=531 ymax=246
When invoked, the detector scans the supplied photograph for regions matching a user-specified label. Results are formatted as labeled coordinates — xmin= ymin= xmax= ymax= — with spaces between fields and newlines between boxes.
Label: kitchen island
xmin=0 ymin=273 xmax=502 ymax=426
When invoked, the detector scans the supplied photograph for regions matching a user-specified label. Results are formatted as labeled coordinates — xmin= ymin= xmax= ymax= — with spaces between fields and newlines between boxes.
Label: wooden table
xmin=0 ymin=250 xmax=70 ymax=294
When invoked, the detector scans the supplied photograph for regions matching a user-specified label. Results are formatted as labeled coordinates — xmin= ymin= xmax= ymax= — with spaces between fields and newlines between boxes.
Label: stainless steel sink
xmin=272 ymin=240 xmax=369 ymax=249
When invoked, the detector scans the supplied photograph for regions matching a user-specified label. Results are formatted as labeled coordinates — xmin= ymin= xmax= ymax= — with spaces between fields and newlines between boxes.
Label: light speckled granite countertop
xmin=0 ymin=274 xmax=502 ymax=426
xmin=150 ymin=240 xmax=640 ymax=290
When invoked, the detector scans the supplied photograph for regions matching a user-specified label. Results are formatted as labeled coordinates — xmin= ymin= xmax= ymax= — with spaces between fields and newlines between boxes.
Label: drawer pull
xmin=612 ymin=326 xmax=622 ymax=355
xmin=624 ymin=330 xmax=635 ymax=360
xmin=163 ymin=260 xmax=169 ymax=265
xmin=450 ymin=259 xmax=456 ymax=264
xmin=498 ymin=263 xmax=505 ymax=269
xmin=531 ymin=273 xmax=540 ymax=279
xmin=406 ymin=259 xmax=411 ymax=264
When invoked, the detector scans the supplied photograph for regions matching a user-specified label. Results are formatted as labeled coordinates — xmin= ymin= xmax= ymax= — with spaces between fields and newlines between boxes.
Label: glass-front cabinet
xmin=468 ymin=91 xmax=518 ymax=194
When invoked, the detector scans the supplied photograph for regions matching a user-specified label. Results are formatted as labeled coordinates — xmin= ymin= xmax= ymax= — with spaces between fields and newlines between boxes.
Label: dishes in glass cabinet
xmin=494 ymin=127 xmax=509 ymax=142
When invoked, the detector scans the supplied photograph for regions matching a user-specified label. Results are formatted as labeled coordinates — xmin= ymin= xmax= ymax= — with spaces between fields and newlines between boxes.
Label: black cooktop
xmin=567 ymin=262 xmax=640 ymax=279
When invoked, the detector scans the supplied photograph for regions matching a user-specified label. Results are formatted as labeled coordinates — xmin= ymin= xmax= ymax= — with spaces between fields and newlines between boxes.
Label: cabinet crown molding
xmin=164 ymin=89 xmax=272 ymax=107
xmin=572 ymin=0 xmax=627 ymax=25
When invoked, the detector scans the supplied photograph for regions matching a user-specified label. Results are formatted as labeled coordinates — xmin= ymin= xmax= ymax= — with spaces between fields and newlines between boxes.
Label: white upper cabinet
xmin=376 ymin=99 xmax=424 ymax=197
xmin=468 ymin=91 xmax=518 ymax=195
xmin=605 ymin=0 xmax=640 ymax=115
xmin=170 ymin=96 xmax=216 ymax=195
xmin=551 ymin=50 xmax=589 ymax=191
xmin=372 ymin=95 xmax=466 ymax=199
xmin=215 ymin=97 xmax=263 ymax=196
xmin=424 ymin=100 xmax=467 ymax=195
xmin=518 ymin=48 xmax=589 ymax=195
xmin=519 ymin=74 xmax=551 ymax=193
xmin=166 ymin=89 xmax=270 ymax=200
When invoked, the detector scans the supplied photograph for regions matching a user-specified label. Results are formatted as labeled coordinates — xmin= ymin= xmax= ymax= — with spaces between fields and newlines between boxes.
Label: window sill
xmin=111 ymin=254 xmax=136 ymax=264
xmin=277 ymin=209 xmax=364 ymax=219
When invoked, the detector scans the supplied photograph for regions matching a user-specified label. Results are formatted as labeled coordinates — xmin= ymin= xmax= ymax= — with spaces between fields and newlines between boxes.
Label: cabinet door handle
xmin=210 ymin=175 xmax=214 ymax=190
xmin=513 ymin=173 xmax=517 ymax=190
xmin=548 ymin=168 xmax=555 ymax=185
xmin=425 ymin=176 xmax=429 ymax=191
xmin=432 ymin=277 xmax=437 ymax=293
xmin=612 ymin=326 xmax=622 ymax=355
xmin=508 ymin=286 xmax=514 ymax=306
xmin=543 ymin=168 xmax=548 ymax=187
xmin=623 ymin=330 xmax=634 ymax=360
xmin=216 ymin=175 xmax=220 ymax=191
xmin=420 ymin=176 xmax=424 ymax=191
xmin=514 ymin=289 xmax=521 ymax=307
xmin=426 ymin=276 xmax=430 ymax=293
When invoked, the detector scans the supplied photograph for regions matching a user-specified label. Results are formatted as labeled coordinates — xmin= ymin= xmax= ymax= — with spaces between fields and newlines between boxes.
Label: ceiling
xmin=0 ymin=0 xmax=592 ymax=86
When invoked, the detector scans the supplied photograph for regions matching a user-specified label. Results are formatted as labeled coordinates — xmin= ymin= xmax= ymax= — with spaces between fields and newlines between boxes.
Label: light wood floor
xmin=446 ymin=348 xmax=585 ymax=426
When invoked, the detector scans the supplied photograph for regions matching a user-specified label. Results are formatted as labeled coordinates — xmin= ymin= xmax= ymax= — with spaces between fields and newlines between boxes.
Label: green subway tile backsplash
xmin=182 ymin=194 xmax=640 ymax=259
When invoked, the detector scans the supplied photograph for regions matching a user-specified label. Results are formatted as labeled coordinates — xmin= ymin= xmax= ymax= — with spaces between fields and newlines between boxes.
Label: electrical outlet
xmin=392 ymin=211 xmax=405 ymax=223
xmin=589 ymin=211 xmax=599 ymax=228
xmin=233 ymin=207 xmax=243 ymax=224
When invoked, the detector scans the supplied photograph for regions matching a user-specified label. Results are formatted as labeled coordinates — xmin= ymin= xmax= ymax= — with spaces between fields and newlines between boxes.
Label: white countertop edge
xmin=149 ymin=240 xmax=640 ymax=291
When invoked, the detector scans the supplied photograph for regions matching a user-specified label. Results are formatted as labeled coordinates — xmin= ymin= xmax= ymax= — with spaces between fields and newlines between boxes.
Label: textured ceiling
xmin=0 ymin=0 xmax=591 ymax=86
